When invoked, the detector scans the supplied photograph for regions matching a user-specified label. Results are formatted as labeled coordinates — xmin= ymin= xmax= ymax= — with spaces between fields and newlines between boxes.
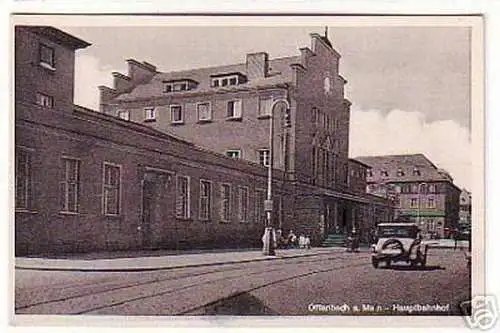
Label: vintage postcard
xmin=11 ymin=14 xmax=489 ymax=329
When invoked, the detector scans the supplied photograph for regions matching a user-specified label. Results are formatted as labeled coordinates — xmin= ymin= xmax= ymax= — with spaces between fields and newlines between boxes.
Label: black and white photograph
xmin=10 ymin=13 xmax=490 ymax=328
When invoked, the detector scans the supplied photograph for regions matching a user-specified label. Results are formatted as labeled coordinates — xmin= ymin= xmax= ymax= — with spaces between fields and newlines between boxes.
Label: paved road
xmin=15 ymin=249 xmax=470 ymax=316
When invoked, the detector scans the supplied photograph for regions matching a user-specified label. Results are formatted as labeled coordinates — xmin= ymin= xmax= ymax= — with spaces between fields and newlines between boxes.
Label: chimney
xmin=246 ymin=52 xmax=269 ymax=80
xmin=112 ymin=72 xmax=133 ymax=93
xmin=98 ymin=85 xmax=118 ymax=112
xmin=127 ymin=59 xmax=157 ymax=85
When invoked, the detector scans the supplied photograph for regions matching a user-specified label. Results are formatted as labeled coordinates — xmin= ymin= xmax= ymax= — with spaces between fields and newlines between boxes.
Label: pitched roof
xmin=22 ymin=26 xmax=91 ymax=49
xmin=115 ymin=55 xmax=300 ymax=101
xmin=355 ymin=154 xmax=453 ymax=183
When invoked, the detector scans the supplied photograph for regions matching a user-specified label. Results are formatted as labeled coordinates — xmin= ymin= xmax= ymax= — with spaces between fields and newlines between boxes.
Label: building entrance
xmin=141 ymin=171 xmax=174 ymax=249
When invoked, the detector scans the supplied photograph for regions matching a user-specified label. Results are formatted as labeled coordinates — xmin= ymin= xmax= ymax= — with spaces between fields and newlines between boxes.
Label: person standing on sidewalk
xmin=453 ymin=229 xmax=458 ymax=250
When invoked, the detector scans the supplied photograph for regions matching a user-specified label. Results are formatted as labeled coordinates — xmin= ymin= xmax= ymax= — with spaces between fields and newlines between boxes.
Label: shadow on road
xmin=202 ymin=292 xmax=277 ymax=315
xmin=382 ymin=265 xmax=445 ymax=271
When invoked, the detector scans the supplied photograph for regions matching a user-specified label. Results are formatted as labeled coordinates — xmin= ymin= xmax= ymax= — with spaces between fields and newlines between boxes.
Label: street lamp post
xmin=262 ymin=99 xmax=290 ymax=256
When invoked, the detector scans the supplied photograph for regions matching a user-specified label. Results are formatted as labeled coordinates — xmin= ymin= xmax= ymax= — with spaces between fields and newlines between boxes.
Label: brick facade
xmin=15 ymin=26 xmax=394 ymax=255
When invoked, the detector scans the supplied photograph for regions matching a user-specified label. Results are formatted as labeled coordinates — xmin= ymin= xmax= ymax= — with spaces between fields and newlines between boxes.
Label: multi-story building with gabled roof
xmin=99 ymin=30 xmax=394 ymax=241
xmin=15 ymin=26 xmax=394 ymax=254
xmin=99 ymin=31 xmax=350 ymax=190
xmin=356 ymin=154 xmax=461 ymax=238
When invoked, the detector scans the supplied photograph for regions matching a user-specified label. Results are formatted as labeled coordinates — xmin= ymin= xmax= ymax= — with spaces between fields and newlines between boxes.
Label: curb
xmin=15 ymin=249 xmax=340 ymax=273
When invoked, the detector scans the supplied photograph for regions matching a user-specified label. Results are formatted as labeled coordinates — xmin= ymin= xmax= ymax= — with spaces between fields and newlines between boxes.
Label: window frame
xmin=220 ymin=183 xmax=231 ymax=223
xmin=15 ymin=147 xmax=35 ymax=211
xmin=427 ymin=197 xmax=436 ymax=208
xmin=196 ymin=102 xmax=212 ymax=122
xmin=255 ymin=189 xmax=266 ymax=224
xmin=117 ymin=110 xmax=130 ymax=121
xmin=36 ymin=92 xmax=54 ymax=108
xmin=257 ymin=149 xmax=270 ymax=167
xmin=258 ymin=97 xmax=273 ymax=118
xmin=199 ymin=179 xmax=212 ymax=221
xmin=39 ymin=43 xmax=55 ymax=70
xmin=170 ymin=104 xmax=184 ymax=124
xmin=102 ymin=162 xmax=122 ymax=216
xmin=60 ymin=157 xmax=81 ymax=214
xmin=144 ymin=107 xmax=156 ymax=122
xmin=226 ymin=99 xmax=242 ymax=119
xmin=176 ymin=175 xmax=191 ymax=219
xmin=410 ymin=198 xmax=418 ymax=208
xmin=226 ymin=150 xmax=241 ymax=159
xmin=238 ymin=186 xmax=249 ymax=223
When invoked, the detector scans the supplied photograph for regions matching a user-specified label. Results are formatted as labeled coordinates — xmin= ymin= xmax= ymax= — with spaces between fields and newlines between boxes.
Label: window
xmin=199 ymin=180 xmax=211 ymax=221
xmin=220 ymin=184 xmax=231 ymax=222
xmin=397 ymin=168 xmax=405 ymax=177
xmin=411 ymin=184 xmax=419 ymax=193
xmin=226 ymin=150 xmax=241 ymax=159
xmin=164 ymin=81 xmax=193 ymax=93
xmin=197 ymin=102 xmax=212 ymax=121
xmin=258 ymin=149 xmax=270 ymax=167
xmin=176 ymin=175 xmax=190 ymax=219
xmin=144 ymin=107 xmax=156 ymax=121
xmin=170 ymin=105 xmax=183 ymax=124
xmin=258 ymin=98 xmax=273 ymax=117
xmin=36 ymin=92 xmax=54 ymax=108
xmin=211 ymin=75 xmax=241 ymax=88
xmin=238 ymin=187 xmax=249 ymax=222
xmin=103 ymin=163 xmax=121 ymax=215
xmin=15 ymin=149 xmax=33 ymax=210
xmin=311 ymin=108 xmax=319 ymax=124
xmin=39 ymin=44 xmax=55 ymax=69
xmin=311 ymin=146 xmax=317 ymax=184
xmin=174 ymin=83 xmax=187 ymax=92
xmin=117 ymin=110 xmax=129 ymax=121
xmin=427 ymin=197 xmax=436 ymax=208
xmin=227 ymin=100 xmax=242 ymax=119
xmin=428 ymin=184 xmax=436 ymax=193
xmin=367 ymin=169 xmax=373 ymax=177
xmin=413 ymin=168 xmax=421 ymax=176
xmin=255 ymin=190 xmax=266 ymax=224
xmin=380 ymin=170 xmax=389 ymax=177
xmin=410 ymin=198 xmax=418 ymax=208
xmin=60 ymin=158 xmax=80 ymax=213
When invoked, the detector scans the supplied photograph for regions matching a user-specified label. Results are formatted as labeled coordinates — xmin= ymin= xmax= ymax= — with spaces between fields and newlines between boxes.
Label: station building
xmin=14 ymin=26 xmax=393 ymax=255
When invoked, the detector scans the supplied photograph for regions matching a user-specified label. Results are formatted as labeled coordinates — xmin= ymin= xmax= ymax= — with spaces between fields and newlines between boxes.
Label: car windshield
xmin=377 ymin=225 xmax=418 ymax=238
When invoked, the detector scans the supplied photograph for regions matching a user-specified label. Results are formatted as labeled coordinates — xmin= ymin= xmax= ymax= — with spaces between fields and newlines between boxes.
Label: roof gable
xmin=355 ymin=154 xmax=452 ymax=183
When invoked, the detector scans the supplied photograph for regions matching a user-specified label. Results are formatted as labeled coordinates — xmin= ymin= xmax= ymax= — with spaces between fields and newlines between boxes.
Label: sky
xmin=61 ymin=25 xmax=472 ymax=190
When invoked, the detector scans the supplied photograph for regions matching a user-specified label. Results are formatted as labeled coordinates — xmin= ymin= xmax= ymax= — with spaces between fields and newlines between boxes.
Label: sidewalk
xmin=424 ymin=239 xmax=470 ymax=249
xmin=15 ymin=247 xmax=343 ymax=272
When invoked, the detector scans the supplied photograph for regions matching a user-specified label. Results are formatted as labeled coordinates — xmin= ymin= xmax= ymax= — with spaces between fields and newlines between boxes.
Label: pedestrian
xmin=299 ymin=234 xmax=306 ymax=249
xmin=305 ymin=235 xmax=311 ymax=249
xmin=276 ymin=228 xmax=283 ymax=249
xmin=287 ymin=230 xmax=297 ymax=249
xmin=453 ymin=229 xmax=458 ymax=251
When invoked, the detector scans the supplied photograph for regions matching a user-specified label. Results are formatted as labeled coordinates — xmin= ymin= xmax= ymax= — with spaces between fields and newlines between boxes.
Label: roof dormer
xmin=210 ymin=72 xmax=247 ymax=88
xmin=163 ymin=79 xmax=199 ymax=93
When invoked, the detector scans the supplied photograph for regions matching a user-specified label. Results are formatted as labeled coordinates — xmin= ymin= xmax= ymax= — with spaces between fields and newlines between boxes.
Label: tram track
xmin=16 ymin=252 xmax=369 ymax=315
